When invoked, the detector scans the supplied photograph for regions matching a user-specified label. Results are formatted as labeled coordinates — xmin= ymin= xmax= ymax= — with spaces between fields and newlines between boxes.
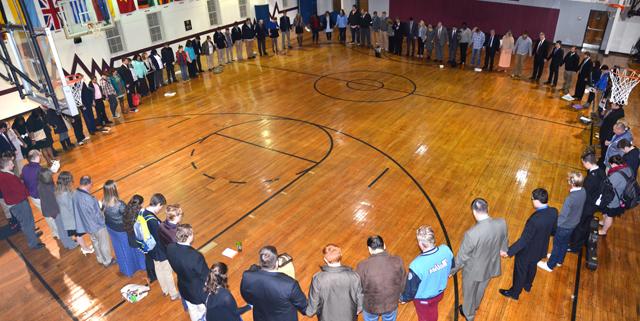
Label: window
xmin=105 ymin=21 xmax=125 ymax=54
xmin=238 ymin=0 xmax=248 ymax=18
xmin=146 ymin=12 xmax=164 ymax=43
xmin=207 ymin=0 xmax=220 ymax=26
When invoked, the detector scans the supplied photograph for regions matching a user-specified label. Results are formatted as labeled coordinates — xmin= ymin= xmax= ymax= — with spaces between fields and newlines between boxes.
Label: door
xmin=582 ymin=10 xmax=609 ymax=49
xmin=356 ymin=0 xmax=368 ymax=12
xmin=333 ymin=0 xmax=341 ymax=12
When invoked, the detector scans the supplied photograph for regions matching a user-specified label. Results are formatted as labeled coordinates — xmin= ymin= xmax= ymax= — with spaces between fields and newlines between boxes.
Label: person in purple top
xmin=158 ymin=204 xmax=183 ymax=246
xmin=21 ymin=149 xmax=59 ymax=238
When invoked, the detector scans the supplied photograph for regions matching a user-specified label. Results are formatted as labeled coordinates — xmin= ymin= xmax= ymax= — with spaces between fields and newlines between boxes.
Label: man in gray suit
xmin=435 ymin=22 xmax=448 ymax=63
xmin=450 ymin=198 xmax=508 ymax=321
xmin=405 ymin=17 xmax=418 ymax=57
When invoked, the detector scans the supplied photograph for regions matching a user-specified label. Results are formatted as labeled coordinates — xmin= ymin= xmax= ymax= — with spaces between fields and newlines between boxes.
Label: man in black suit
xmin=280 ymin=12 xmax=292 ymax=49
xmin=116 ymin=58 xmax=136 ymax=112
xmin=166 ymin=224 xmax=209 ymax=321
xmin=0 ymin=122 xmax=16 ymax=157
xmin=483 ymin=29 xmax=500 ymax=71
xmin=160 ymin=43 xmax=176 ymax=84
xmin=241 ymin=246 xmax=308 ymax=321
xmin=405 ymin=17 xmax=418 ymax=57
xmin=499 ymin=188 xmax=557 ymax=300
xmin=530 ymin=32 xmax=550 ymax=82
xmin=573 ymin=51 xmax=593 ymax=101
xmin=544 ymin=41 xmax=564 ymax=87
xmin=448 ymin=26 xmax=459 ymax=67
xmin=569 ymin=152 xmax=606 ymax=252
xmin=193 ymin=36 xmax=203 ymax=73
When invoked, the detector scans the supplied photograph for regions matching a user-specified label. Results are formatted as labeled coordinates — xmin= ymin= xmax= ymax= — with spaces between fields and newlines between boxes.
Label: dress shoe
xmin=458 ymin=305 xmax=468 ymax=320
xmin=499 ymin=289 xmax=518 ymax=300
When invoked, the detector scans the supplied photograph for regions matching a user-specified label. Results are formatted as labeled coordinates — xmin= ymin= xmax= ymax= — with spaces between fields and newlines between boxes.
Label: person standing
xmin=434 ymin=22 xmax=448 ymax=63
xmin=470 ymin=27 xmax=485 ymax=68
xmin=242 ymin=19 xmax=256 ymax=59
xmin=91 ymin=76 xmax=112 ymax=128
xmin=459 ymin=23 xmax=471 ymax=66
xmin=116 ymin=58 xmax=137 ymax=112
xmin=280 ymin=12 xmax=292 ymax=49
xmin=371 ymin=11 xmax=381 ymax=48
xmin=161 ymin=43 xmax=176 ymax=84
xmin=405 ymin=17 xmax=418 ymax=57
xmin=500 ymin=188 xmax=557 ymax=300
xmin=21 ymin=150 xmax=58 ymax=238
xmin=569 ymin=152 xmax=606 ymax=252
xmin=598 ymin=103 xmax=625 ymax=166
xmin=73 ymin=175 xmax=114 ymax=266
xmin=99 ymin=72 xmax=119 ymax=119
xmin=202 ymin=36 xmax=216 ymax=71
xmin=511 ymin=32 xmax=532 ymax=79
xmin=537 ymin=173 xmax=586 ymax=272
xmin=150 ymin=49 xmax=164 ymax=88
xmin=393 ymin=18 xmax=403 ymax=55
xmin=183 ymin=42 xmax=197 ymax=78
xmin=400 ymin=226 xmax=453 ymax=321
xmin=322 ymin=11 xmax=334 ymax=42
xmin=359 ymin=9 xmax=372 ymax=48
xmin=55 ymin=171 xmax=93 ymax=253
xmin=167 ymin=224 xmax=209 ymax=321
xmin=203 ymin=262 xmax=252 ymax=321
xmin=424 ymin=24 xmax=435 ymax=60
xmin=224 ymin=28 xmax=234 ymax=62
xmin=268 ymin=17 xmax=281 ymax=53
xmin=544 ymin=41 xmax=564 ymax=87
xmin=356 ymin=235 xmax=405 ymax=321
xmin=193 ymin=36 xmax=203 ymax=73
xmin=482 ymin=29 xmax=500 ymax=71
xmin=241 ymin=246 xmax=308 ymax=321
xmin=337 ymin=10 xmax=348 ymax=44
xmin=306 ymin=244 xmax=362 ymax=321
xmin=449 ymin=199 xmax=508 ymax=321
xmin=448 ymin=26 xmax=460 ymax=67
xmin=379 ymin=11 xmax=389 ymax=51
xmin=530 ymin=32 xmax=550 ymax=82
xmin=561 ymin=47 xmax=580 ymax=98
xmin=143 ymin=193 xmax=180 ymax=300
xmin=294 ymin=14 xmax=305 ymax=48
xmin=214 ymin=29 xmax=228 ymax=63
xmin=572 ymin=51 xmax=593 ymax=101
xmin=158 ymin=204 xmax=182 ymax=246
xmin=79 ymin=75 xmax=97 ymax=135
xmin=43 ymin=106 xmax=74 ymax=150
xmin=497 ymin=31 xmax=514 ymax=72
xmin=348 ymin=5 xmax=361 ymax=45
xmin=417 ymin=21 xmax=427 ymax=59
xmin=38 ymin=168 xmax=76 ymax=249
xmin=599 ymin=155 xmax=632 ymax=236
xmin=603 ymin=121 xmax=633 ymax=166
xmin=619 ymin=139 xmax=639 ymax=178
xmin=176 ymin=46 xmax=190 ymax=82
xmin=232 ymin=24 xmax=243 ymax=61
xmin=255 ymin=20 xmax=268 ymax=56
xmin=0 ymin=158 xmax=44 ymax=249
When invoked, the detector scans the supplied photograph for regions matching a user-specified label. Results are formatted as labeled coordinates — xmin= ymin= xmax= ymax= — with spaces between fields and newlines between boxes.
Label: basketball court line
xmin=213 ymin=132 xmax=320 ymax=164
xmin=368 ymin=168 xmax=389 ymax=188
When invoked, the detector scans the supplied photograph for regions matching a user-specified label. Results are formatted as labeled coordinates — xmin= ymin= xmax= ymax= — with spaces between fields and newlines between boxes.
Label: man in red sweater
xmin=0 ymin=158 xmax=43 ymax=249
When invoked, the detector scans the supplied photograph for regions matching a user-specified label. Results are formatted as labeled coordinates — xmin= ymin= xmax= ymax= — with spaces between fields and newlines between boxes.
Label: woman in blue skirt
xmin=102 ymin=180 xmax=145 ymax=277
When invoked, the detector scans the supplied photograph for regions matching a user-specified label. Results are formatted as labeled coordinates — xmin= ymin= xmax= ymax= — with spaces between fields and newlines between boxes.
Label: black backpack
xmin=596 ymin=177 xmax=615 ymax=210
xmin=615 ymin=171 xmax=640 ymax=209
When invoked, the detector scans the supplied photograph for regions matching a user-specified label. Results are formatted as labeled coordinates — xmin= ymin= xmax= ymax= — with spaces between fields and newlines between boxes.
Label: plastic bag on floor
xmin=121 ymin=284 xmax=150 ymax=303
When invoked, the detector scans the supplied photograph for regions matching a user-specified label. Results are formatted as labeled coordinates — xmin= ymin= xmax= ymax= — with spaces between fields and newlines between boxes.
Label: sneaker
xmin=537 ymin=260 xmax=553 ymax=272
xmin=561 ymin=94 xmax=575 ymax=101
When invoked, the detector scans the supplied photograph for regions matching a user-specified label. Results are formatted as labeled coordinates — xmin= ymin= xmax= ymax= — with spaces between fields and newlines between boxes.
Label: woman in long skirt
xmin=498 ymin=31 xmax=515 ymax=72
xmin=103 ymin=181 xmax=146 ymax=277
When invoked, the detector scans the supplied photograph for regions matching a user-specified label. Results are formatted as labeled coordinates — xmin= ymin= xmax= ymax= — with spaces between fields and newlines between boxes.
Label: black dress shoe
xmin=459 ymin=305 xmax=468 ymax=320
xmin=499 ymin=289 xmax=518 ymax=300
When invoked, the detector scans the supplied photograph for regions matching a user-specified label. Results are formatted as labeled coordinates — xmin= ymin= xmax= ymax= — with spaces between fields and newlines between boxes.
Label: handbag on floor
xmin=132 ymin=94 xmax=141 ymax=107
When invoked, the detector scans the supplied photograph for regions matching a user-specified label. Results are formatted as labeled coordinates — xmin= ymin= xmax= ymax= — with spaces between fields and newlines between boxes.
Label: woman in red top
xmin=310 ymin=14 xmax=321 ymax=45
xmin=175 ymin=45 xmax=190 ymax=82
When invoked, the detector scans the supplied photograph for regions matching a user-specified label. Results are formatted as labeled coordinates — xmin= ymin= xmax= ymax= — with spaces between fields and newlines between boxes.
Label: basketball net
xmin=609 ymin=68 xmax=639 ymax=105
xmin=63 ymin=74 xmax=84 ymax=108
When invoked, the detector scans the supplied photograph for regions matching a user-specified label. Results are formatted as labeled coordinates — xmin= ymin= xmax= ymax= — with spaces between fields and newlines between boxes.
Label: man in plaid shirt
xmin=100 ymin=72 xmax=120 ymax=118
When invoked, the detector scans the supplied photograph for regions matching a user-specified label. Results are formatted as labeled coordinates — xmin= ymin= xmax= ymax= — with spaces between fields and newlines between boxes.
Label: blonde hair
xmin=416 ymin=225 xmax=436 ymax=248
xmin=27 ymin=149 xmax=40 ymax=162
xmin=614 ymin=119 xmax=629 ymax=131
xmin=568 ymin=171 xmax=584 ymax=187
xmin=322 ymin=244 xmax=342 ymax=264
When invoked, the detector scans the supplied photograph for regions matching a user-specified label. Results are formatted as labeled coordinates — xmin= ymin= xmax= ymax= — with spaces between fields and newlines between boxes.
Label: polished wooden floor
xmin=1 ymin=36 xmax=638 ymax=321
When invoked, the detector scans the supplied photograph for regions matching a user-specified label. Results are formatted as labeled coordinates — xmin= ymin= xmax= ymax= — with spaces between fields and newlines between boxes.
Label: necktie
xmin=490 ymin=36 xmax=493 ymax=45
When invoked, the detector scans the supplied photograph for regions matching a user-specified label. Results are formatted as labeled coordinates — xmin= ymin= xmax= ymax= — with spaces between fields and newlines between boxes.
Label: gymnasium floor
xmin=0 ymin=41 xmax=638 ymax=321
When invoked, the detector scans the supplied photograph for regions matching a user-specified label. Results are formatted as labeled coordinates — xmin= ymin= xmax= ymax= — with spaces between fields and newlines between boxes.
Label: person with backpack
xmin=600 ymin=155 xmax=632 ymax=236
xmin=124 ymin=195 xmax=150 ymax=278
xmin=618 ymin=139 xmax=639 ymax=178
xmin=604 ymin=120 xmax=633 ymax=167
xmin=142 ymin=193 xmax=180 ymax=300
xmin=537 ymin=172 xmax=586 ymax=272
xmin=568 ymin=152 xmax=606 ymax=252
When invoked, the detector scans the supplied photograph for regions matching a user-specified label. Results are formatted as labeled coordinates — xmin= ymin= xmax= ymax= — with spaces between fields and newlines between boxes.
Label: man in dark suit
xmin=116 ymin=58 xmax=136 ymax=112
xmin=448 ymin=26 xmax=460 ymax=67
xmin=166 ymin=224 xmax=209 ymax=321
xmin=405 ymin=17 xmax=418 ymax=57
xmin=0 ymin=122 xmax=16 ymax=157
xmin=193 ymin=36 xmax=203 ymax=73
xmin=530 ymin=32 xmax=550 ymax=82
xmin=482 ymin=29 xmax=500 ymax=71
xmin=499 ymin=188 xmax=557 ymax=300
xmin=160 ymin=43 xmax=176 ymax=84
xmin=573 ymin=51 xmax=593 ymax=101
xmin=280 ymin=12 xmax=292 ymax=49
xmin=569 ymin=152 xmax=606 ymax=252
xmin=241 ymin=246 xmax=308 ymax=321
xmin=544 ymin=41 xmax=564 ymax=87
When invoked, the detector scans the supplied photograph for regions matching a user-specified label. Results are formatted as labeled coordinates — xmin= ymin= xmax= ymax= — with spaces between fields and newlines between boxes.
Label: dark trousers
xmin=339 ymin=28 xmax=346 ymax=43
xmin=574 ymin=77 xmax=588 ymax=99
xmin=145 ymin=254 xmax=157 ymax=282
xmin=165 ymin=63 xmax=176 ymax=83
xmin=406 ymin=37 xmax=415 ymax=56
xmin=188 ymin=61 xmax=197 ymax=78
xmin=570 ymin=204 xmax=597 ymax=251
xmin=137 ymin=78 xmax=149 ymax=96
xmin=81 ymin=104 xmax=96 ymax=133
xmin=483 ymin=50 xmax=496 ymax=70
xmin=448 ymin=44 xmax=458 ymax=64
xmin=69 ymin=114 xmax=85 ymax=142
xmin=312 ymin=30 xmax=319 ymax=43
xmin=459 ymin=43 xmax=469 ymax=64
xmin=547 ymin=64 xmax=560 ymax=85
xmin=325 ymin=31 xmax=332 ymax=41
xmin=10 ymin=200 xmax=40 ymax=248
xmin=94 ymin=99 xmax=110 ymax=126
xmin=531 ymin=57 xmax=545 ymax=80
xmin=126 ymin=85 xmax=135 ymax=110
xmin=417 ymin=38 xmax=424 ymax=55
xmin=394 ymin=36 xmax=403 ymax=55
xmin=548 ymin=227 xmax=573 ymax=268
xmin=257 ymin=37 xmax=267 ymax=55
xmin=350 ymin=27 xmax=359 ymax=43
xmin=147 ymin=72 xmax=156 ymax=92
xmin=195 ymin=54 xmax=203 ymax=72
xmin=509 ymin=256 xmax=537 ymax=298
xmin=388 ymin=36 xmax=395 ymax=53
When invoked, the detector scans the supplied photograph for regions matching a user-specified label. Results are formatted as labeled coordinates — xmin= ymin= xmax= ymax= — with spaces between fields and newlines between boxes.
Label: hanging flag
xmin=157 ymin=0 xmax=172 ymax=4
xmin=69 ymin=0 xmax=91 ymax=23
xmin=5 ymin=0 xmax=25 ymax=25
xmin=117 ymin=0 xmax=136 ymax=14
xmin=92 ymin=0 xmax=111 ymax=22
xmin=136 ymin=0 xmax=155 ymax=9
xmin=105 ymin=0 xmax=118 ymax=21
xmin=39 ymin=0 xmax=61 ymax=30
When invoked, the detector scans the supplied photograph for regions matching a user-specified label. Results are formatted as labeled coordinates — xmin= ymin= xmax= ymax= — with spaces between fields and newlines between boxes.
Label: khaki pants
xmin=281 ymin=30 xmax=291 ymax=49
xmin=89 ymin=227 xmax=112 ymax=266
xmin=380 ymin=31 xmax=388 ymax=50
xmin=244 ymin=39 xmax=254 ymax=58
xmin=234 ymin=40 xmax=243 ymax=60
xmin=513 ymin=54 xmax=526 ymax=78
xmin=563 ymin=70 xmax=576 ymax=94
xmin=205 ymin=54 xmax=214 ymax=70
xmin=154 ymin=259 xmax=179 ymax=299
xmin=216 ymin=48 xmax=225 ymax=64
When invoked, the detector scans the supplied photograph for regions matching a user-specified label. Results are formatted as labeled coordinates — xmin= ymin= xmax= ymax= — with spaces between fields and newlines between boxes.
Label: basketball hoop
xmin=608 ymin=3 xmax=626 ymax=10
xmin=609 ymin=67 xmax=640 ymax=106
xmin=57 ymin=73 xmax=84 ymax=109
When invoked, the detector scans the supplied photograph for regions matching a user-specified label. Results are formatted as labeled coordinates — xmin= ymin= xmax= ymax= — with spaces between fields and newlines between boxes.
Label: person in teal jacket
xmin=131 ymin=54 xmax=149 ymax=96
xmin=184 ymin=41 xmax=197 ymax=78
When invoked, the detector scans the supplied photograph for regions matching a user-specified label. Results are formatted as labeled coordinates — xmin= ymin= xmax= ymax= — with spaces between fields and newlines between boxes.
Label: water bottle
xmin=236 ymin=241 xmax=243 ymax=252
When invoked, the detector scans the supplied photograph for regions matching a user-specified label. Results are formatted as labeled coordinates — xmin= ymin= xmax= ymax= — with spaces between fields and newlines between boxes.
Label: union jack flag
xmin=39 ymin=0 xmax=62 ymax=30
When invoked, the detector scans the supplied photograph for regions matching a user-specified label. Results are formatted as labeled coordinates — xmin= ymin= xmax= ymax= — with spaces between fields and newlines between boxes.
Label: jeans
xmin=471 ymin=48 xmax=482 ymax=66
xmin=339 ymin=28 xmax=346 ymax=43
xmin=548 ymin=227 xmax=574 ymax=268
xmin=363 ymin=309 xmax=397 ymax=321
xmin=281 ymin=30 xmax=291 ymax=48
xmin=9 ymin=199 xmax=41 ymax=248
xmin=179 ymin=64 xmax=189 ymax=81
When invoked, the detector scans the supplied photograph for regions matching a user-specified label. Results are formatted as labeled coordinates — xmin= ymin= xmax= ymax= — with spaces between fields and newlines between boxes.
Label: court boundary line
xmin=368 ymin=168 xmax=389 ymax=188
xmin=213 ymin=132 xmax=319 ymax=163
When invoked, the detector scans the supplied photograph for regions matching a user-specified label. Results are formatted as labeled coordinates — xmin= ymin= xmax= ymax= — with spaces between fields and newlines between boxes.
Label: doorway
xmin=582 ymin=10 xmax=609 ymax=49
xmin=356 ymin=0 xmax=368 ymax=12
xmin=333 ymin=0 xmax=341 ymax=12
